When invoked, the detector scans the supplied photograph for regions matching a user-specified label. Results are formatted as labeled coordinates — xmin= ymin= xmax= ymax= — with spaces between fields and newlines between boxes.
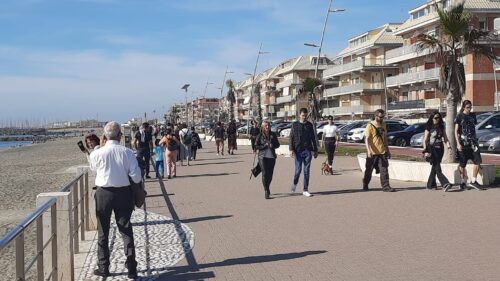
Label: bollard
xmin=37 ymin=192 xmax=74 ymax=281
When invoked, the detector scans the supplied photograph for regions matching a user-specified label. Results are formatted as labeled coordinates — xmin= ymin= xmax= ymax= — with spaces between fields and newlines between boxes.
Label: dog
xmin=321 ymin=162 xmax=332 ymax=175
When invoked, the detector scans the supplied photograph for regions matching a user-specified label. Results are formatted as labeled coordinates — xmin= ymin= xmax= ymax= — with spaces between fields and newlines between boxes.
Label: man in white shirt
xmin=321 ymin=116 xmax=340 ymax=174
xmin=90 ymin=121 xmax=142 ymax=279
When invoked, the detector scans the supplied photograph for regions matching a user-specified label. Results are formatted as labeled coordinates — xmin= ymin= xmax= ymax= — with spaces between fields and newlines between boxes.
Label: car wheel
xmin=399 ymin=138 xmax=407 ymax=147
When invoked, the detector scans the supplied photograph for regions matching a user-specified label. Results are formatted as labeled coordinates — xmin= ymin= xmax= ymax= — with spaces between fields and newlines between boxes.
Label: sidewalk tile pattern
xmin=78 ymin=209 xmax=195 ymax=280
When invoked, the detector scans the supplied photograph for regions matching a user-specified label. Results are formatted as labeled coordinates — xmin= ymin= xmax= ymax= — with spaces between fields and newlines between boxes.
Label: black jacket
xmin=255 ymin=132 xmax=280 ymax=159
xmin=288 ymin=121 xmax=318 ymax=153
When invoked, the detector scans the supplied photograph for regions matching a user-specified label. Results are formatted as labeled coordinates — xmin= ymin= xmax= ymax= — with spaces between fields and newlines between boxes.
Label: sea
xmin=0 ymin=135 xmax=34 ymax=150
xmin=0 ymin=141 xmax=32 ymax=150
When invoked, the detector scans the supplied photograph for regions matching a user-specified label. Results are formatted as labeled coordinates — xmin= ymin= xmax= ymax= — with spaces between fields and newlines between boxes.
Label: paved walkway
xmin=79 ymin=142 xmax=500 ymax=280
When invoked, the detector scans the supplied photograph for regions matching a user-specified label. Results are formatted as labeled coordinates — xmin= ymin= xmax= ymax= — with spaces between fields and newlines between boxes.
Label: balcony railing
xmin=276 ymin=78 xmax=302 ymax=89
xmin=323 ymin=58 xmax=388 ymax=78
xmin=388 ymin=99 xmax=425 ymax=110
xmin=275 ymin=95 xmax=293 ymax=104
xmin=323 ymin=105 xmax=380 ymax=115
xmin=386 ymin=68 xmax=439 ymax=87
xmin=324 ymin=82 xmax=384 ymax=97
xmin=276 ymin=111 xmax=286 ymax=117
xmin=385 ymin=44 xmax=432 ymax=64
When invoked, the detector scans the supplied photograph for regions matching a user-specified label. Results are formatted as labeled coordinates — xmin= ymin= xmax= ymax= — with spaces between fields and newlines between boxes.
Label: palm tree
xmin=416 ymin=3 xmax=497 ymax=162
xmin=226 ymin=79 xmax=236 ymax=121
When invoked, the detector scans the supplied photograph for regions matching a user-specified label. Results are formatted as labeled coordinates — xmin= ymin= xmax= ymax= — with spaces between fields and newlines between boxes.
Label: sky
xmin=0 ymin=0 xmax=420 ymax=124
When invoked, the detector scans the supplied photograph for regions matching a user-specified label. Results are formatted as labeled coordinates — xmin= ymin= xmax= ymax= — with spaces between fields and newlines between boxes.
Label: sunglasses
xmin=433 ymin=116 xmax=441 ymax=120
xmin=376 ymin=115 xmax=385 ymax=119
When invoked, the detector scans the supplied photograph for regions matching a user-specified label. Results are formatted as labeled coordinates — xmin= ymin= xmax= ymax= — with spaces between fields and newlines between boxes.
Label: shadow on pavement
xmin=180 ymin=215 xmax=233 ymax=224
xmin=146 ymin=193 xmax=174 ymax=198
xmin=174 ymin=172 xmax=239 ymax=178
xmin=156 ymin=250 xmax=327 ymax=280
xmin=192 ymin=160 xmax=244 ymax=166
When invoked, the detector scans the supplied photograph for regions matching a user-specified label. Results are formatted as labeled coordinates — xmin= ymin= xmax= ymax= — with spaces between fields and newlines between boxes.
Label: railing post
xmin=79 ymin=177 xmax=85 ymax=241
xmin=37 ymin=192 xmax=74 ymax=281
xmin=84 ymin=172 xmax=90 ymax=231
xmin=50 ymin=203 xmax=58 ymax=281
xmin=72 ymin=182 xmax=79 ymax=254
xmin=36 ymin=216 xmax=44 ymax=281
xmin=15 ymin=232 xmax=25 ymax=281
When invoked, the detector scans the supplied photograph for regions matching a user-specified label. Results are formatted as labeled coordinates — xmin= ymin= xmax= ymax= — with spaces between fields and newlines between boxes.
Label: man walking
xmin=90 ymin=121 xmax=141 ymax=278
xmin=455 ymin=100 xmax=483 ymax=190
xmin=179 ymin=124 xmax=193 ymax=166
xmin=134 ymin=122 xmax=153 ymax=178
xmin=289 ymin=108 xmax=318 ymax=197
xmin=212 ymin=122 xmax=225 ymax=156
xmin=362 ymin=109 xmax=395 ymax=192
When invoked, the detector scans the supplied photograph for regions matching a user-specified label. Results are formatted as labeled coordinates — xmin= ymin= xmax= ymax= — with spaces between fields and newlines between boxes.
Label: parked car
xmin=339 ymin=121 xmax=367 ymax=142
xmin=271 ymin=122 xmax=290 ymax=133
xmin=276 ymin=122 xmax=292 ymax=135
xmin=347 ymin=121 xmax=408 ymax=143
xmin=477 ymin=129 xmax=500 ymax=153
xmin=280 ymin=128 xmax=291 ymax=138
xmin=237 ymin=124 xmax=249 ymax=134
xmin=410 ymin=132 xmax=424 ymax=147
xmin=387 ymin=123 xmax=426 ymax=147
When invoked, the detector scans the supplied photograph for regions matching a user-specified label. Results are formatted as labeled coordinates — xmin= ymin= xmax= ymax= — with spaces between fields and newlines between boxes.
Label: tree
xmin=226 ymin=79 xmax=236 ymax=121
xmin=302 ymin=77 xmax=323 ymax=122
xmin=416 ymin=3 xmax=497 ymax=162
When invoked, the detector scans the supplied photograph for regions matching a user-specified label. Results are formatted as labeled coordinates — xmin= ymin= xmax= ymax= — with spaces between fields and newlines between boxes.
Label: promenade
xmin=77 ymin=142 xmax=500 ymax=281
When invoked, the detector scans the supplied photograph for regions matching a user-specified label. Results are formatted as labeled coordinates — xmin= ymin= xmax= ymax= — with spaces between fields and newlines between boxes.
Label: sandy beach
xmin=0 ymin=137 xmax=88 ymax=235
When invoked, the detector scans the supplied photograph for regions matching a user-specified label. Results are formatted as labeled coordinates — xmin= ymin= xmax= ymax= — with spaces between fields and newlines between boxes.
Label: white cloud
xmin=0 ymin=47 xmax=235 ymax=122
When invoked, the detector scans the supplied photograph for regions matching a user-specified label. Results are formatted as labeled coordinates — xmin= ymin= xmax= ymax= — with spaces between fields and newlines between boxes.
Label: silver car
xmin=410 ymin=132 xmax=424 ymax=147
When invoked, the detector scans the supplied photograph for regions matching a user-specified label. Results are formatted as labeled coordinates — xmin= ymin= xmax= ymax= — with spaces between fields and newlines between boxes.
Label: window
xmin=482 ymin=115 xmax=500 ymax=129
xmin=401 ymin=92 xmax=409 ymax=101
xmin=479 ymin=19 xmax=487 ymax=31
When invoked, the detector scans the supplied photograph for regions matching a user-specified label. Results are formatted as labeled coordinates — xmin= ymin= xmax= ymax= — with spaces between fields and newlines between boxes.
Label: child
xmin=153 ymin=139 xmax=164 ymax=178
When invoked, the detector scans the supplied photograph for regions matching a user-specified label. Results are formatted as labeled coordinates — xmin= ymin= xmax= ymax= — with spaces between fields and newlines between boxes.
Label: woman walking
xmin=190 ymin=126 xmax=202 ymax=160
xmin=160 ymin=129 xmax=180 ymax=179
xmin=423 ymin=111 xmax=453 ymax=191
xmin=321 ymin=116 xmax=340 ymax=175
xmin=255 ymin=121 xmax=280 ymax=199
xmin=227 ymin=120 xmax=238 ymax=155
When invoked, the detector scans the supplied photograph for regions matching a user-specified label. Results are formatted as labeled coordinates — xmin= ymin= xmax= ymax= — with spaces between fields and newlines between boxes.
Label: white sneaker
xmin=302 ymin=191 xmax=312 ymax=197
xmin=216 ymin=153 xmax=219 ymax=156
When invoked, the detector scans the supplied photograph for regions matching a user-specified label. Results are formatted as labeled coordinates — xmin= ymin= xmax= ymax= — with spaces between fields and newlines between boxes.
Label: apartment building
xmin=274 ymin=55 xmax=333 ymax=121
xmin=254 ymin=67 xmax=280 ymax=121
xmin=386 ymin=0 xmax=500 ymax=116
xmin=322 ymin=23 xmax=403 ymax=119
xmin=234 ymin=76 xmax=253 ymax=121
xmin=190 ymin=97 xmax=220 ymax=124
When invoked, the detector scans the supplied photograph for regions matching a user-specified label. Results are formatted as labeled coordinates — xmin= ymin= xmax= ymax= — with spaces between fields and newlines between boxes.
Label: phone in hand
xmin=77 ymin=141 xmax=87 ymax=153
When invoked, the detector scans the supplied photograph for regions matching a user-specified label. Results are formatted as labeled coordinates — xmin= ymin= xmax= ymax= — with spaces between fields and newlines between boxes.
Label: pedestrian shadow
xmin=174 ymin=172 xmax=239 ymax=178
xmin=180 ymin=215 xmax=233 ymax=224
xmin=146 ymin=193 xmax=175 ymax=198
xmin=155 ymin=250 xmax=327 ymax=280
xmin=192 ymin=160 xmax=244 ymax=166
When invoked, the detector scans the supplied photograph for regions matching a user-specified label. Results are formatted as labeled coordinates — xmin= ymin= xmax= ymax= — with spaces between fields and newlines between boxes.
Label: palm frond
xmin=462 ymin=28 xmax=498 ymax=61
xmin=225 ymin=79 xmax=234 ymax=89
xmin=437 ymin=2 xmax=470 ymax=40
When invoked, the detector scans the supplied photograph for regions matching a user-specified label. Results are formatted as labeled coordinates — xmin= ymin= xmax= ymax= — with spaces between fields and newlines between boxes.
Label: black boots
xmin=265 ymin=190 xmax=270 ymax=199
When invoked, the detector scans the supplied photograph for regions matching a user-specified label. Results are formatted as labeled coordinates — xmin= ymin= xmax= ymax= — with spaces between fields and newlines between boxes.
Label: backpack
xmin=167 ymin=138 xmax=178 ymax=151
xmin=182 ymin=131 xmax=192 ymax=145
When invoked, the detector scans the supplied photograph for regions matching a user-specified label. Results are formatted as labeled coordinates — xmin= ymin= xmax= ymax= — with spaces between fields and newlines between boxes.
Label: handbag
xmin=129 ymin=177 xmax=147 ymax=208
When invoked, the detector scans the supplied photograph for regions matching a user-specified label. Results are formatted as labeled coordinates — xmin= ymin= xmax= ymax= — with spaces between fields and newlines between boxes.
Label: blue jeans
xmin=155 ymin=160 xmax=164 ymax=177
xmin=293 ymin=150 xmax=312 ymax=191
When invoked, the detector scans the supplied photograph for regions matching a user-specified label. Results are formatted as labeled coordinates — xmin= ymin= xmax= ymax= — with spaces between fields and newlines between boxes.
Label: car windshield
xmin=477 ymin=113 xmax=491 ymax=124
xmin=404 ymin=124 xmax=420 ymax=132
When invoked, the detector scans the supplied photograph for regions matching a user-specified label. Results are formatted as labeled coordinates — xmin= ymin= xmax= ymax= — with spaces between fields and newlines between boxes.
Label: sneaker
xmin=459 ymin=182 xmax=466 ymax=190
xmin=443 ymin=183 xmax=452 ymax=192
xmin=93 ymin=268 xmax=109 ymax=277
xmin=145 ymin=175 xmax=151 ymax=179
xmin=302 ymin=191 xmax=312 ymax=197
xmin=382 ymin=187 xmax=396 ymax=192
xmin=468 ymin=181 xmax=483 ymax=190
xmin=290 ymin=183 xmax=296 ymax=193
xmin=167 ymin=175 xmax=171 ymax=179
xmin=362 ymin=185 xmax=369 ymax=191
xmin=173 ymin=174 xmax=177 ymax=178
xmin=216 ymin=153 xmax=219 ymax=156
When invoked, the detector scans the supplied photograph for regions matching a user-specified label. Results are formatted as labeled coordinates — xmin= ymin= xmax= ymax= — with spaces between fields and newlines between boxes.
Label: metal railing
xmin=323 ymin=58 xmax=388 ymax=78
xmin=386 ymin=68 xmax=439 ymax=87
xmin=0 ymin=170 xmax=90 ymax=281
xmin=388 ymin=99 xmax=425 ymax=110
xmin=323 ymin=82 xmax=385 ymax=97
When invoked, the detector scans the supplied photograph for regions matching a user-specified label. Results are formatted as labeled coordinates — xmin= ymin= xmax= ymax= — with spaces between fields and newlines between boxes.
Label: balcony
xmin=385 ymin=44 xmax=433 ymax=64
xmin=276 ymin=111 xmax=286 ymax=117
xmin=323 ymin=58 xmax=390 ymax=78
xmin=386 ymin=68 xmax=439 ymax=87
xmin=323 ymin=105 xmax=380 ymax=115
xmin=275 ymin=95 xmax=293 ymax=104
xmin=324 ymin=82 xmax=385 ymax=97
xmin=387 ymin=98 xmax=444 ymax=111
xmin=276 ymin=78 xmax=302 ymax=89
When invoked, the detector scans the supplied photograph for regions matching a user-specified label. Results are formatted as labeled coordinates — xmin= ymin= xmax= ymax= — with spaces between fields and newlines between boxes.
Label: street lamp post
xmin=181 ymin=84 xmax=190 ymax=125
xmin=219 ymin=66 xmax=234 ymax=122
xmin=248 ymin=43 xmax=269 ymax=125
xmin=304 ymin=1 xmax=345 ymax=117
